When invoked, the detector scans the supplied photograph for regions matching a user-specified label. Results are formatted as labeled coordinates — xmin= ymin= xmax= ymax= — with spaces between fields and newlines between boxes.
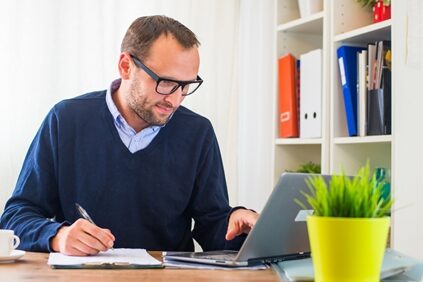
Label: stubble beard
xmin=128 ymin=79 xmax=174 ymax=127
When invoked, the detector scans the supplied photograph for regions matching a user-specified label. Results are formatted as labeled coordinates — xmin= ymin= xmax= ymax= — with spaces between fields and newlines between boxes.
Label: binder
xmin=337 ymin=46 xmax=366 ymax=136
xmin=358 ymin=50 xmax=368 ymax=136
xmin=299 ymin=49 xmax=322 ymax=138
xmin=278 ymin=54 xmax=299 ymax=138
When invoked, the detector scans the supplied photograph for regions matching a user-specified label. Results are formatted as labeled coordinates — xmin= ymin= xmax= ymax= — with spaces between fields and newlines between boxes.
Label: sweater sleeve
xmin=0 ymin=107 xmax=67 ymax=252
xmin=190 ymin=127 xmax=245 ymax=251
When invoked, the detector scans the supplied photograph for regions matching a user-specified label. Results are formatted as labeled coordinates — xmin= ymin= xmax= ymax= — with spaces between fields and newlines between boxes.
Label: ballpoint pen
xmin=75 ymin=203 xmax=96 ymax=225
xmin=75 ymin=203 xmax=114 ymax=250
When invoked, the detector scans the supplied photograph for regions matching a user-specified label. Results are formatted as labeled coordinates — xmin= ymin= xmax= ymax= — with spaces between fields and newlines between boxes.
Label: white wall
xmin=0 ymin=0 xmax=257 ymax=212
xmin=0 ymin=0 xmax=275 ymax=214
xmin=238 ymin=0 xmax=275 ymax=211
xmin=391 ymin=0 xmax=423 ymax=260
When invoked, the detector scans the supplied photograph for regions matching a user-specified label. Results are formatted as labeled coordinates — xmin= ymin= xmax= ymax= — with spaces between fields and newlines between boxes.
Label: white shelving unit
xmin=273 ymin=0 xmax=330 ymax=185
xmin=275 ymin=0 xmax=423 ymax=260
xmin=275 ymin=0 xmax=393 ymax=239
xmin=275 ymin=0 xmax=393 ymax=188
xmin=329 ymin=1 xmax=392 ymax=176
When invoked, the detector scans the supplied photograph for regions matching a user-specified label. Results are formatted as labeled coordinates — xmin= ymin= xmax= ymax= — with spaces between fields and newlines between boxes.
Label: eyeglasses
xmin=130 ymin=54 xmax=203 ymax=96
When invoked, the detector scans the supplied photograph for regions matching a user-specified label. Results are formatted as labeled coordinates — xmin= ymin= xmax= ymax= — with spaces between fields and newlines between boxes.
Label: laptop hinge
xmin=248 ymin=252 xmax=311 ymax=265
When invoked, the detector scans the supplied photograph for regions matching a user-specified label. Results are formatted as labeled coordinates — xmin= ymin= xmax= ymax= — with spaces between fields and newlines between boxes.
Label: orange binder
xmin=278 ymin=54 xmax=299 ymax=138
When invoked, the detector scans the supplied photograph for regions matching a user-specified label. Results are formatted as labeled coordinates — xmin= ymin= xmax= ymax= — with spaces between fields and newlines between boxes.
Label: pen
xmin=75 ymin=203 xmax=114 ymax=250
xmin=75 ymin=203 xmax=96 ymax=225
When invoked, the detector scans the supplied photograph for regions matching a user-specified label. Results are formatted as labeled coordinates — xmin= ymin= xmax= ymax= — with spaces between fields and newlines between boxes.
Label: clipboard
xmin=50 ymin=262 xmax=164 ymax=269
xmin=48 ymin=248 xmax=163 ymax=269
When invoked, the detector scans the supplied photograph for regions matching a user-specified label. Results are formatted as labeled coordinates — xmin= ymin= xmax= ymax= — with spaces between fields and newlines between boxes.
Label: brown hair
xmin=121 ymin=15 xmax=200 ymax=60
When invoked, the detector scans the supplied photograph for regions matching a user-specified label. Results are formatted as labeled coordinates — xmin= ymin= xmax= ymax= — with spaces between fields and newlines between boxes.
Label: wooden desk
xmin=0 ymin=252 xmax=280 ymax=281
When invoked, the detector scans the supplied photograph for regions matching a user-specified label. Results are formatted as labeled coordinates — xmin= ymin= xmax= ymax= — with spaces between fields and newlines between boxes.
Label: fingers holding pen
xmin=77 ymin=219 xmax=115 ymax=250
xmin=51 ymin=219 xmax=115 ymax=256
xmin=73 ymin=204 xmax=115 ymax=251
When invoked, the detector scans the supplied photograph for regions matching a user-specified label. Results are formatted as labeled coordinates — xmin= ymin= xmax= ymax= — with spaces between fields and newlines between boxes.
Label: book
xmin=367 ymin=43 xmax=377 ymax=90
xmin=48 ymin=248 xmax=163 ymax=269
xmin=278 ymin=53 xmax=299 ymax=138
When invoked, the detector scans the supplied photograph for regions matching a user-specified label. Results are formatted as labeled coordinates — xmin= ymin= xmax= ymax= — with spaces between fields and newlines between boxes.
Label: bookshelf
xmin=274 ymin=0 xmax=392 ymax=186
xmin=273 ymin=0 xmax=398 ymax=247
xmin=273 ymin=0 xmax=330 ymax=185
xmin=330 ymin=0 xmax=392 ymax=177
xmin=275 ymin=0 xmax=423 ymax=260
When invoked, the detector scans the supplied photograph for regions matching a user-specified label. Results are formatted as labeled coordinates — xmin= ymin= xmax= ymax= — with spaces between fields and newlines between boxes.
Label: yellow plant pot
xmin=307 ymin=215 xmax=390 ymax=282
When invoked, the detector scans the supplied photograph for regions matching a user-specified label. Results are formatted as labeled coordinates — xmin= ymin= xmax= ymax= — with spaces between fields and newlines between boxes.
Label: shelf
xmin=275 ymin=138 xmax=323 ymax=145
xmin=334 ymin=19 xmax=391 ymax=44
xmin=334 ymin=135 xmax=392 ymax=144
xmin=277 ymin=12 xmax=324 ymax=34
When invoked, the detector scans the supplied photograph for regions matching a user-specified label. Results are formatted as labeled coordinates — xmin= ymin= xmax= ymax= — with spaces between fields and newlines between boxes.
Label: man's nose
xmin=163 ymin=87 xmax=184 ymax=105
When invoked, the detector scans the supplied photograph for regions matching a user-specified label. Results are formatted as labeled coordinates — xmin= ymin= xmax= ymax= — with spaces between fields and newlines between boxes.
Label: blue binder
xmin=337 ymin=46 xmax=366 ymax=136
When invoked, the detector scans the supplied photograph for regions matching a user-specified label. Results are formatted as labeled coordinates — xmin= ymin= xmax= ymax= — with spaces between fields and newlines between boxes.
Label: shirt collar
xmin=105 ymin=78 xmax=164 ymax=133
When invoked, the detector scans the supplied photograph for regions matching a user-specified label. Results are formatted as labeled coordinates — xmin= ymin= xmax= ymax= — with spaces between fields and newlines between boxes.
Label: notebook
xmin=165 ymin=172 xmax=321 ymax=267
xmin=274 ymin=249 xmax=421 ymax=281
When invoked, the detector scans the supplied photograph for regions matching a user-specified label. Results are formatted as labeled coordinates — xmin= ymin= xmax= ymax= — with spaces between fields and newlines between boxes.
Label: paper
xmin=48 ymin=248 xmax=162 ymax=268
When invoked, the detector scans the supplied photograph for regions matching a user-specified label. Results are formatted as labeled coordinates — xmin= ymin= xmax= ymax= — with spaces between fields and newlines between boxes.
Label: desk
xmin=0 ymin=252 xmax=280 ymax=281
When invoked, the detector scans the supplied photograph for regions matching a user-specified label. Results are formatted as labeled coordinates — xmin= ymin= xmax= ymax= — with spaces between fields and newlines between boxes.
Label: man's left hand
xmin=225 ymin=209 xmax=259 ymax=240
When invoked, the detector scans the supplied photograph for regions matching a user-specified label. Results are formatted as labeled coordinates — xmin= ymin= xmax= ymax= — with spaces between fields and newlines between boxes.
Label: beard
xmin=127 ymin=78 xmax=175 ymax=126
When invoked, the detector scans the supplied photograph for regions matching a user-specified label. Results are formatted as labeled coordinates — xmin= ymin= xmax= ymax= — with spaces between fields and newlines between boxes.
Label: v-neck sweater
xmin=0 ymin=90 xmax=244 ymax=252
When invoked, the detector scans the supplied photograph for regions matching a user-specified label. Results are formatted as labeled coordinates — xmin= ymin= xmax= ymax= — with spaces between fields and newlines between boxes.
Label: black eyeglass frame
xmin=130 ymin=54 xmax=203 ymax=96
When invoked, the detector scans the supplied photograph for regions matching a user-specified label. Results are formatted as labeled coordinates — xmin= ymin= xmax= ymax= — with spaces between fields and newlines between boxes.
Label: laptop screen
xmin=235 ymin=172 xmax=320 ymax=261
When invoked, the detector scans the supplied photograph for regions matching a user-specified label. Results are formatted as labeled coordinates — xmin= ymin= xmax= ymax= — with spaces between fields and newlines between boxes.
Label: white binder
xmin=358 ymin=50 xmax=368 ymax=137
xmin=300 ymin=49 xmax=322 ymax=138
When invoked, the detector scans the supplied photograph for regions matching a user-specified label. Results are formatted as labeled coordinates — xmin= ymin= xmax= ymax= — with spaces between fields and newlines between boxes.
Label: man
xmin=0 ymin=15 xmax=258 ymax=256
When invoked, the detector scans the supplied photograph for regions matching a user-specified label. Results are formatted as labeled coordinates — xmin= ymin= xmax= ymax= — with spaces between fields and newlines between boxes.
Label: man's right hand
xmin=50 ymin=219 xmax=115 ymax=256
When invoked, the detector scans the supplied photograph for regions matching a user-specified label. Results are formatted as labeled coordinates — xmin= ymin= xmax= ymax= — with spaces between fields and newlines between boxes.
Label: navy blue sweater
xmin=0 ymin=91 xmax=244 ymax=252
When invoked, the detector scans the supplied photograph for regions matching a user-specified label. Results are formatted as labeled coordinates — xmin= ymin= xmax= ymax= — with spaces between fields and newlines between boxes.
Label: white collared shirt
xmin=105 ymin=79 xmax=163 ymax=153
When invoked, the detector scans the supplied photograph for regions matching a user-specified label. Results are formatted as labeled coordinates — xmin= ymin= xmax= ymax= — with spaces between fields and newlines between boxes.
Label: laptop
xmin=165 ymin=172 xmax=322 ymax=267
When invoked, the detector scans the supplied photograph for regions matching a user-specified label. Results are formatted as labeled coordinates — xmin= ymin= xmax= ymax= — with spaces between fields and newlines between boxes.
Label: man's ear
xmin=118 ymin=53 xmax=132 ymax=80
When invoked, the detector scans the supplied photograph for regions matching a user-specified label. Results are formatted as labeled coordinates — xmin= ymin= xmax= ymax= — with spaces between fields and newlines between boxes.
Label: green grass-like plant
xmin=295 ymin=163 xmax=393 ymax=218
xmin=286 ymin=161 xmax=321 ymax=174
xmin=356 ymin=0 xmax=390 ymax=8
xmin=296 ymin=161 xmax=321 ymax=174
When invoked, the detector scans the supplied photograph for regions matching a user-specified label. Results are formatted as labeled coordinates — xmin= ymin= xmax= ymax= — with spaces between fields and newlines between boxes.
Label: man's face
xmin=127 ymin=34 xmax=200 ymax=127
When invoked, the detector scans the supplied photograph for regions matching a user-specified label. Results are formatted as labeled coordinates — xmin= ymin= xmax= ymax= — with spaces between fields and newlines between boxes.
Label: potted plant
xmin=296 ymin=163 xmax=393 ymax=282
xmin=286 ymin=161 xmax=321 ymax=174
xmin=295 ymin=161 xmax=321 ymax=174
xmin=356 ymin=0 xmax=391 ymax=23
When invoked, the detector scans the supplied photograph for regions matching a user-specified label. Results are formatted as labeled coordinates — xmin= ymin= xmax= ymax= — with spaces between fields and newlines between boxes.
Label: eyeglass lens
xmin=157 ymin=80 xmax=201 ymax=95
